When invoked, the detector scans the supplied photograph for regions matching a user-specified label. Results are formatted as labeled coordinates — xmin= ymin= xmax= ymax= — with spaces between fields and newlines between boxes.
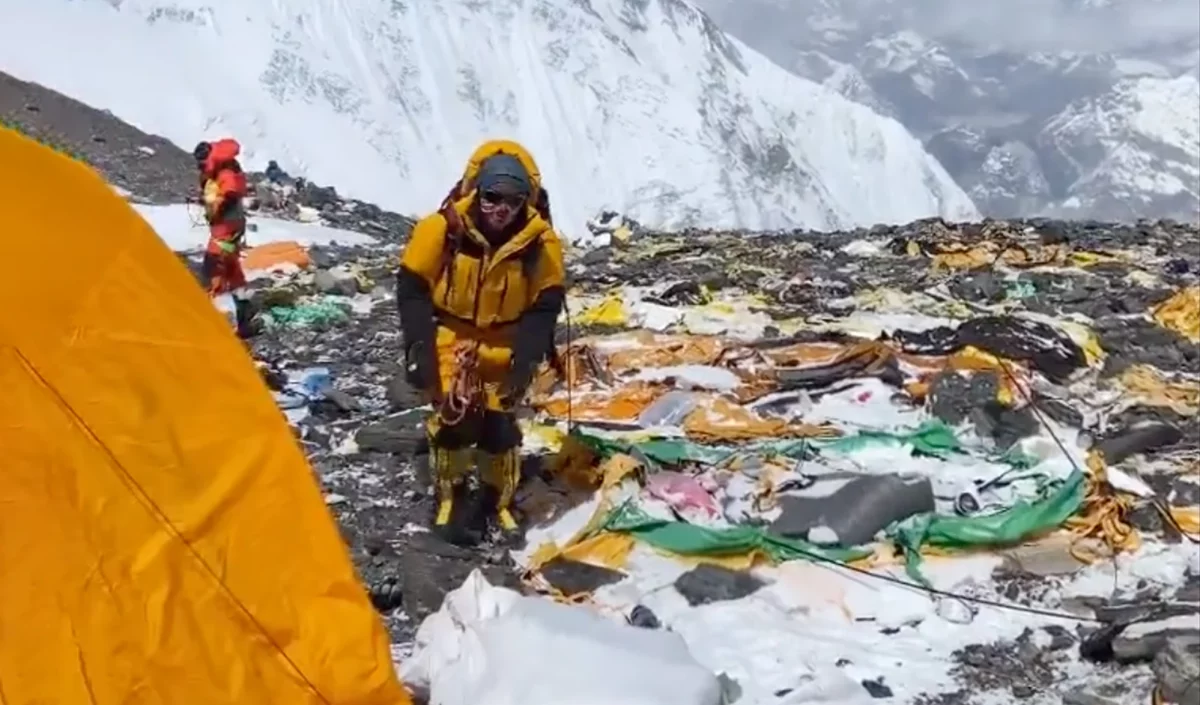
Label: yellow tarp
xmin=0 ymin=128 xmax=410 ymax=704
xmin=1152 ymin=285 xmax=1200 ymax=343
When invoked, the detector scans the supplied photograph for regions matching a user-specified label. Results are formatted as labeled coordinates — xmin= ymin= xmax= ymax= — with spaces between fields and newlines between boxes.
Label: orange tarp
xmin=242 ymin=239 xmax=312 ymax=271
xmin=537 ymin=384 xmax=660 ymax=421
xmin=682 ymin=396 xmax=840 ymax=442
xmin=605 ymin=332 xmax=725 ymax=369
xmin=0 ymin=127 xmax=410 ymax=705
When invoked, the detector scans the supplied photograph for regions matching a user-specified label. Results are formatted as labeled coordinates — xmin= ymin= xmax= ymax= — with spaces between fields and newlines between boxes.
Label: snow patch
xmin=134 ymin=204 xmax=375 ymax=252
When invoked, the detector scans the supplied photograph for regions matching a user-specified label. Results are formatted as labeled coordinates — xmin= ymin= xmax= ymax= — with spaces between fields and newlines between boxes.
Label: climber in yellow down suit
xmin=395 ymin=140 xmax=565 ymax=537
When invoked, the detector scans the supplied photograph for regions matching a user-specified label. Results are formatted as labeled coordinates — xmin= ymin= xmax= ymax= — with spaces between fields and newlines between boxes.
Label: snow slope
xmin=0 ymin=0 xmax=976 ymax=235
xmin=694 ymin=0 xmax=1200 ymax=221
xmin=134 ymin=204 xmax=375 ymax=251
xmin=1039 ymin=75 xmax=1200 ymax=220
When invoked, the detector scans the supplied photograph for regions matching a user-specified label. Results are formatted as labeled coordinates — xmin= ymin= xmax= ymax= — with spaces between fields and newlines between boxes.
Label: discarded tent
xmin=0 ymin=126 xmax=411 ymax=704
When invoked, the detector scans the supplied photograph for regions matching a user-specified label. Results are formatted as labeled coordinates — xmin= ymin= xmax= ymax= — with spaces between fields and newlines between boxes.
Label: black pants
xmin=428 ymin=409 xmax=521 ymax=453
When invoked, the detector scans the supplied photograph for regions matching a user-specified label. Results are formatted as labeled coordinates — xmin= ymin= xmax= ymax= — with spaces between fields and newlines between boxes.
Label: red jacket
xmin=200 ymin=139 xmax=248 ymax=225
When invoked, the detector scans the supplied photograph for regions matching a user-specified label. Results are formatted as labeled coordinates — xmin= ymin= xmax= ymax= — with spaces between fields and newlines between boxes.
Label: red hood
xmin=203 ymin=138 xmax=241 ymax=174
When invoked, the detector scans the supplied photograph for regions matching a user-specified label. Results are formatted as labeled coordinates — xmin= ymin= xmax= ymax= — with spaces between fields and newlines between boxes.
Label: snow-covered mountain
xmin=695 ymin=0 xmax=1200 ymax=222
xmin=0 ymin=0 xmax=977 ymax=236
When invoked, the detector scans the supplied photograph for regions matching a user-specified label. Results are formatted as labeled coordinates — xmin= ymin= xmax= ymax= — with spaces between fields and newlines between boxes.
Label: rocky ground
xmin=9 ymin=71 xmax=1199 ymax=703
xmin=0 ymin=70 xmax=415 ymax=239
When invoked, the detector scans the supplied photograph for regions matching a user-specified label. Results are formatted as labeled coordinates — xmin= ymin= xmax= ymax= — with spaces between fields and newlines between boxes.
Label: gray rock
xmin=1061 ymin=690 xmax=1121 ymax=705
xmin=354 ymin=411 xmax=425 ymax=454
xmin=314 ymin=268 xmax=360 ymax=297
xmin=628 ymin=605 xmax=661 ymax=629
xmin=539 ymin=557 xmax=625 ymax=597
xmin=386 ymin=371 xmax=425 ymax=411
xmin=1042 ymin=625 xmax=1076 ymax=651
xmin=674 ymin=564 xmax=764 ymax=606
xmin=1170 ymin=476 xmax=1200 ymax=508
xmin=929 ymin=370 xmax=1000 ymax=426
xmin=1153 ymin=636 xmax=1200 ymax=704
xmin=1113 ymin=626 xmax=1199 ymax=663
xmin=320 ymin=388 xmax=362 ymax=413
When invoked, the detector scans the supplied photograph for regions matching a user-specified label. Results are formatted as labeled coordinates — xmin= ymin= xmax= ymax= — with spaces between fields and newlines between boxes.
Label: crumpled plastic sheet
xmin=400 ymin=569 xmax=725 ymax=705
xmin=266 ymin=297 xmax=350 ymax=327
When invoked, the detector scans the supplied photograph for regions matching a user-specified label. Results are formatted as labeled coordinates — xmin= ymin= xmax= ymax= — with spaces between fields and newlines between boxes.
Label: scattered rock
xmin=1043 ymin=625 xmax=1077 ymax=651
xmin=1113 ymin=622 xmax=1200 ymax=663
xmin=1061 ymin=689 xmax=1121 ymax=705
xmin=1152 ymin=635 xmax=1200 ymax=704
xmin=673 ymin=564 xmax=765 ymax=606
xmin=354 ymin=412 xmax=425 ymax=455
xmin=538 ymin=557 xmax=625 ymax=597
xmin=861 ymin=677 xmax=894 ymax=698
xmin=0 ymin=71 xmax=195 ymax=202
xmin=627 ymin=605 xmax=661 ymax=629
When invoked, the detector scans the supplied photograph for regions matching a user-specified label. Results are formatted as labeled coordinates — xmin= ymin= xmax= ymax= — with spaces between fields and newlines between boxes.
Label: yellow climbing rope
xmin=1064 ymin=450 xmax=1140 ymax=562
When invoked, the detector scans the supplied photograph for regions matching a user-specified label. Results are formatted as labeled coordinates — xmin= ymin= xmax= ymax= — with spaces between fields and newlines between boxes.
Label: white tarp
xmin=401 ymin=570 xmax=725 ymax=705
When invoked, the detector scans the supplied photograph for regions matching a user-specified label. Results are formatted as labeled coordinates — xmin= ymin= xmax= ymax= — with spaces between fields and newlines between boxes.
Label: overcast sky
xmin=693 ymin=0 xmax=1200 ymax=54
xmin=918 ymin=0 xmax=1200 ymax=53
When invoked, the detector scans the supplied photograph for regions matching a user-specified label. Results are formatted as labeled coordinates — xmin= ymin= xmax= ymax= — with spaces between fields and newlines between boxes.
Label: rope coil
xmin=439 ymin=342 xmax=483 ymax=426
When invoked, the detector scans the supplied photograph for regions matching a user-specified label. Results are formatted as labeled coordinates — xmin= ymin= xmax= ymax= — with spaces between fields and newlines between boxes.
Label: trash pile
xmin=246 ymin=160 xmax=416 ymax=240
xmin=393 ymin=217 xmax=1200 ymax=705
xmin=190 ymin=213 xmax=1199 ymax=705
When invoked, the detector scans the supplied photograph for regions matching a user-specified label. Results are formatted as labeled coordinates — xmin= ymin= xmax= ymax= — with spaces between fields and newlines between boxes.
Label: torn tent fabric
xmin=889 ymin=471 xmax=1087 ymax=584
xmin=1151 ymin=285 xmax=1200 ymax=343
xmin=889 ymin=315 xmax=1086 ymax=383
xmin=555 ymin=421 xmax=1092 ymax=586
xmin=0 ymin=126 xmax=410 ymax=705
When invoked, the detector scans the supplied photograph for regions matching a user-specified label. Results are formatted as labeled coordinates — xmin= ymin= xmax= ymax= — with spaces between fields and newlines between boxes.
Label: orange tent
xmin=0 ymin=126 xmax=411 ymax=704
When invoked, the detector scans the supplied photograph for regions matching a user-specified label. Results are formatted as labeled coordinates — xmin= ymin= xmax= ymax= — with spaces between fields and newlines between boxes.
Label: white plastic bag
xmin=402 ymin=570 xmax=722 ymax=705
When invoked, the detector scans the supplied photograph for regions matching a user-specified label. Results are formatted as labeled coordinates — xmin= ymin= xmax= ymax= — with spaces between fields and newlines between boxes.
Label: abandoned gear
xmin=396 ymin=139 xmax=566 ymax=534
xmin=195 ymin=138 xmax=253 ymax=335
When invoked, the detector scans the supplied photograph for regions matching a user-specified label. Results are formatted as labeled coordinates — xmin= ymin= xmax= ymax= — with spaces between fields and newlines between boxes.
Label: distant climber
xmin=265 ymin=159 xmax=287 ymax=184
xmin=193 ymin=138 xmax=254 ymax=337
xmin=395 ymin=140 xmax=566 ymax=540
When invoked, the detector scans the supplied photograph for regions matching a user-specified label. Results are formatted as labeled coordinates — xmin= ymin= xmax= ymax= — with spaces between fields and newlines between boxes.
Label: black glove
xmin=499 ymin=361 xmax=535 ymax=410
xmin=503 ymin=287 xmax=565 ymax=407
xmin=396 ymin=268 xmax=440 ymax=398
xmin=404 ymin=340 xmax=438 ymax=397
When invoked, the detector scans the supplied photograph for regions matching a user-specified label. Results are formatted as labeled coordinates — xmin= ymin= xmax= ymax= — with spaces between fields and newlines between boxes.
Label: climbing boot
xmin=478 ymin=448 xmax=521 ymax=532
xmin=431 ymin=445 xmax=471 ymax=528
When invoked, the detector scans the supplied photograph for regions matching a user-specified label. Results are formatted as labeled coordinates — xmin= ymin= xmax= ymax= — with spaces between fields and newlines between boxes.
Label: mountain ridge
xmin=695 ymin=0 xmax=1200 ymax=222
xmin=0 ymin=0 xmax=978 ymax=236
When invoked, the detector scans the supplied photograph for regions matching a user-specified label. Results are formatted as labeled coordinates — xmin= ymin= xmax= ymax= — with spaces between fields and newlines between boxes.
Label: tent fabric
xmin=0 ymin=127 xmax=410 ymax=704
xmin=889 ymin=471 xmax=1087 ymax=584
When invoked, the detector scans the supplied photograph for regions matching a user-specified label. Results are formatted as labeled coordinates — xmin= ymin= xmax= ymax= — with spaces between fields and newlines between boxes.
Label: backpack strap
xmin=520 ymin=236 xmax=542 ymax=280
xmin=437 ymin=199 xmax=465 ymax=306
xmin=535 ymin=188 xmax=552 ymax=225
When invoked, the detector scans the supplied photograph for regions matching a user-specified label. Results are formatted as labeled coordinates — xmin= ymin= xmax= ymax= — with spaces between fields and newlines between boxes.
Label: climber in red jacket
xmin=194 ymin=138 xmax=249 ymax=296
xmin=194 ymin=139 xmax=256 ymax=337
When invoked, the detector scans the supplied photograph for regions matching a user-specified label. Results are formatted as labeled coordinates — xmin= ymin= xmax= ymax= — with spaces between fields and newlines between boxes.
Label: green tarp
xmin=574 ymin=419 xmax=967 ymax=466
xmin=570 ymin=423 xmax=1087 ymax=583
xmin=818 ymin=420 xmax=963 ymax=458
xmin=266 ymin=298 xmax=350 ymax=327
xmin=888 ymin=469 xmax=1086 ymax=584
xmin=597 ymin=501 xmax=870 ymax=564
